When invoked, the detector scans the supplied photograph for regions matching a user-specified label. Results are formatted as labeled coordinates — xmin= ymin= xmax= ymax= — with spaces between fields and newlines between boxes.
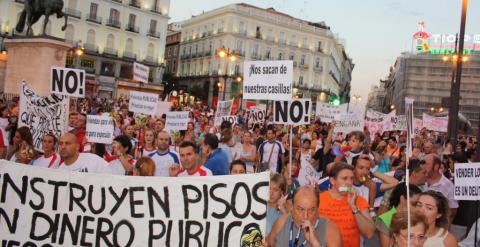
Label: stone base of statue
xmin=3 ymin=36 xmax=72 ymax=96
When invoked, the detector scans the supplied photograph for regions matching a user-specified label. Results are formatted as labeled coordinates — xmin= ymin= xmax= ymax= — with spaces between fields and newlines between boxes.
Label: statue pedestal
xmin=4 ymin=37 xmax=72 ymax=96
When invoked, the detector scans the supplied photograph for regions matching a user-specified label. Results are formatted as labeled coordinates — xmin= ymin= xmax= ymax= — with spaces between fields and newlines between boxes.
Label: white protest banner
xmin=365 ymin=110 xmax=386 ymax=135
xmin=334 ymin=113 xmax=365 ymax=134
xmin=19 ymin=82 xmax=69 ymax=151
xmin=129 ymin=91 xmax=159 ymax=115
xmin=220 ymin=115 xmax=238 ymax=126
xmin=156 ymin=101 xmax=172 ymax=118
xmin=315 ymin=102 xmax=348 ymax=123
xmin=422 ymin=113 xmax=448 ymax=132
xmin=50 ymin=66 xmax=85 ymax=97
xmin=385 ymin=115 xmax=407 ymax=132
xmin=165 ymin=111 xmax=189 ymax=131
xmin=243 ymin=60 xmax=293 ymax=100
xmin=298 ymin=163 xmax=322 ymax=186
xmin=133 ymin=62 xmax=149 ymax=84
xmin=86 ymin=115 xmax=114 ymax=144
xmin=405 ymin=97 xmax=415 ymax=159
xmin=0 ymin=161 xmax=269 ymax=246
xmin=414 ymin=118 xmax=423 ymax=135
xmin=214 ymin=100 xmax=233 ymax=126
xmin=273 ymin=99 xmax=311 ymax=125
xmin=454 ymin=163 xmax=480 ymax=200
xmin=247 ymin=107 xmax=266 ymax=124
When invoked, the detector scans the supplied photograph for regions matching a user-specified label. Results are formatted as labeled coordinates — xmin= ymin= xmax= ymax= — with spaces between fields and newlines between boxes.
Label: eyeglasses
xmin=399 ymin=232 xmax=427 ymax=242
xmin=294 ymin=206 xmax=317 ymax=215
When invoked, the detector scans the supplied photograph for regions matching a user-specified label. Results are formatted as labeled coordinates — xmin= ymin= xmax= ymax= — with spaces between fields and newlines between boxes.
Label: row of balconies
xmin=180 ymin=51 xmax=213 ymax=59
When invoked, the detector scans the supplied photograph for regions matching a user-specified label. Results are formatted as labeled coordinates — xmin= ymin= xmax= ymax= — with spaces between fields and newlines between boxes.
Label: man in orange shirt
xmin=386 ymin=137 xmax=400 ymax=159
xmin=318 ymin=162 xmax=375 ymax=247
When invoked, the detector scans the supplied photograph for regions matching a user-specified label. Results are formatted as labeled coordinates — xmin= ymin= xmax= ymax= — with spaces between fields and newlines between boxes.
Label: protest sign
xmin=19 ymin=82 xmax=69 ymax=151
xmin=220 ymin=115 xmax=238 ymax=126
xmin=365 ymin=110 xmax=386 ymax=135
xmin=334 ymin=113 xmax=365 ymax=134
xmin=405 ymin=97 xmax=414 ymax=159
xmin=243 ymin=60 xmax=293 ymax=100
xmin=247 ymin=107 xmax=266 ymax=124
xmin=422 ymin=113 xmax=448 ymax=132
xmin=298 ymin=163 xmax=322 ymax=186
xmin=454 ymin=163 xmax=480 ymax=200
xmin=156 ymin=101 xmax=172 ymax=118
xmin=385 ymin=115 xmax=407 ymax=132
xmin=214 ymin=100 xmax=233 ymax=126
xmin=133 ymin=62 xmax=149 ymax=84
xmin=165 ymin=111 xmax=189 ymax=131
xmin=50 ymin=66 xmax=85 ymax=97
xmin=273 ymin=99 xmax=311 ymax=125
xmin=129 ymin=91 xmax=159 ymax=115
xmin=315 ymin=102 xmax=348 ymax=123
xmin=86 ymin=115 xmax=114 ymax=144
xmin=414 ymin=118 xmax=423 ymax=135
xmin=0 ymin=161 xmax=269 ymax=246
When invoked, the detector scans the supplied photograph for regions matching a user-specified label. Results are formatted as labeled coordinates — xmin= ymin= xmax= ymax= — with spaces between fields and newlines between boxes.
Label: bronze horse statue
xmin=15 ymin=0 xmax=68 ymax=36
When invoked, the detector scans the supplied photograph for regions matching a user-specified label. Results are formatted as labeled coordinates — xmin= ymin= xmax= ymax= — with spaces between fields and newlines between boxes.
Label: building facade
xmin=0 ymin=0 xmax=170 ymax=98
xmin=165 ymin=23 xmax=181 ymax=75
xmin=175 ymin=3 xmax=353 ymax=105
xmin=366 ymin=82 xmax=386 ymax=113
xmin=382 ymin=51 xmax=480 ymax=130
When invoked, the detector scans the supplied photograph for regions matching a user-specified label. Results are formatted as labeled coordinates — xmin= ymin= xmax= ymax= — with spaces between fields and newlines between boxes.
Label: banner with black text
xmin=273 ymin=99 xmax=311 ymax=125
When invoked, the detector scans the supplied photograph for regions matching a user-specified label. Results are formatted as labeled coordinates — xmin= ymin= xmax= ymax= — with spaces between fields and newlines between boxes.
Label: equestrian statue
xmin=15 ymin=0 xmax=68 ymax=36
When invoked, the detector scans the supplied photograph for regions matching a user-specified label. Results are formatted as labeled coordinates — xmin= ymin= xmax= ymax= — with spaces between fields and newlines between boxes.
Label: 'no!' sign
xmin=50 ymin=67 xmax=86 ymax=98
xmin=273 ymin=99 xmax=311 ymax=125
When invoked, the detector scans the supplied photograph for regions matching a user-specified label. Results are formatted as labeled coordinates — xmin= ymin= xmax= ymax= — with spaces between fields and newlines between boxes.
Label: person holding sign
xmin=169 ymin=141 xmax=212 ymax=177
xmin=58 ymin=133 xmax=111 ymax=174
xmin=32 ymin=134 xmax=60 ymax=169
xmin=267 ymin=186 xmax=342 ymax=247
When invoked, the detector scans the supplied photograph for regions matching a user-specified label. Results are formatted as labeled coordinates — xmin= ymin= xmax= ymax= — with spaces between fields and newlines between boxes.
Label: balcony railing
xmin=147 ymin=30 xmax=160 ymax=38
xmin=266 ymin=36 xmax=275 ymax=43
xmin=64 ymin=8 xmax=82 ymax=19
xmin=217 ymin=28 xmax=224 ymax=33
xmin=111 ymin=0 xmax=122 ymax=3
xmin=314 ymin=66 xmax=323 ymax=72
xmin=205 ymin=51 xmax=212 ymax=56
xmin=301 ymin=64 xmax=309 ymax=70
xmin=279 ymin=40 xmax=286 ymax=46
xmin=106 ymin=19 xmax=121 ymax=29
xmin=150 ymin=8 xmax=162 ymax=14
xmin=255 ymin=32 xmax=262 ymax=39
xmin=129 ymin=0 xmax=141 ymax=8
xmin=316 ymin=47 xmax=323 ymax=53
xmin=14 ymin=0 xmax=24 ymax=3
xmin=232 ymin=50 xmax=245 ymax=57
xmin=125 ymin=24 xmax=139 ymax=33
xmin=86 ymin=13 xmax=102 ymax=24
xmin=238 ymin=30 xmax=247 ymax=36
xmin=84 ymin=43 xmax=98 ymax=53
xmin=144 ymin=56 xmax=158 ymax=65
xmin=103 ymin=47 xmax=118 ymax=57
xmin=123 ymin=51 xmax=136 ymax=60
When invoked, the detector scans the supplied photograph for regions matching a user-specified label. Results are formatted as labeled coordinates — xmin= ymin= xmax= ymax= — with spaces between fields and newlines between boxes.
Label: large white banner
xmin=129 ymin=91 xmax=159 ymax=115
xmin=334 ymin=113 xmax=365 ymax=134
xmin=156 ymin=101 xmax=172 ymax=118
xmin=422 ymin=113 xmax=448 ymax=132
xmin=454 ymin=163 xmax=480 ymax=200
xmin=133 ymin=62 xmax=150 ymax=84
xmin=50 ymin=66 xmax=86 ymax=98
xmin=273 ymin=99 xmax=311 ymax=125
xmin=0 ymin=161 xmax=269 ymax=246
xmin=315 ymin=102 xmax=348 ymax=123
xmin=365 ymin=110 xmax=386 ymax=135
xmin=165 ymin=111 xmax=189 ymax=131
xmin=19 ymin=82 xmax=69 ymax=151
xmin=214 ymin=100 xmax=233 ymax=126
xmin=86 ymin=115 xmax=114 ymax=144
xmin=243 ymin=60 xmax=293 ymax=100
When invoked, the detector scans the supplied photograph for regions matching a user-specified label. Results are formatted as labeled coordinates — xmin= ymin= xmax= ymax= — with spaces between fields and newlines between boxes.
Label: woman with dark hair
xmin=109 ymin=135 xmax=135 ymax=175
xmin=8 ymin=126 xmax=33 ymax=162
xmin=416 ymin=190 xmax=458 ymax=247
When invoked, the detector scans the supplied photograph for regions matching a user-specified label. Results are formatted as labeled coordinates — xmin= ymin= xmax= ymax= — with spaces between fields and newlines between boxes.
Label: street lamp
xmin=216 ymin=46 xmax=238 ymax=101
xmin=389 ymin=104 xmax=396 ymax=111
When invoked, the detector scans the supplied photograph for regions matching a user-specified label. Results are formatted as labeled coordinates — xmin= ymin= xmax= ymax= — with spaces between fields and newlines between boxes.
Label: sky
xmin=169 ymin=0 xmax=480 ymax=106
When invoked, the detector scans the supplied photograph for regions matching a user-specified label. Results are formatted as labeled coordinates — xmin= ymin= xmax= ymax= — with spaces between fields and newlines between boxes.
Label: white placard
xmin=243 ymin=60 xmax=293 ymax=100
xmin=165 ymin=111 xmax=189 ymax=131
xmin=219 ymin=115 xmax=238 ymax=126
xmin=86 ymin=115 xmax=114 ymax=144
xmin=156 ymin=101 xmax=172 ymax=118
xmin=19 ymin=82 xmax=69 ymax=151
xmin=129 ymin=91 xmax=159 ymax=115
xmin=247 ymin=107 xmax=266 ymax=124
xmin=214 ymin=100 xmax=233 ymax=126
xmin=454 ymin=163 xmax=480 ymax=200
xmin=273 ymin=99 xmax=311 ymax=125
xmin=298 ymin=163 xmax=322 ymax=186
xmin=50 ymin=66 xmax=86 ymax=97
xmin=422 ymin=113 xmax=448 ymax=132
xmin=334 ymin=113 xmax=365 ymax=134
xmin=0 ymin=161 xmax=269 ymax=246
xmin=315 ymin=102 xmax=348 ymax=123
xmin=385 ymin=115 xmax=407 ymax=132
xmin=365 ymin=110 xmax=386 ymax=135
xmin=133 ymin=62 xmax=150 ymax=84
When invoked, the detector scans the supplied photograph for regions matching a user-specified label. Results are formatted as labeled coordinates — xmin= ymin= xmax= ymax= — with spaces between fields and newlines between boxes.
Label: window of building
xmin=149 ymin=19 xmax=157 ymax=32
xmin=109 ymin=8 xmax=119 ymax=22
xmin=302 ymin=37 xmax=308 ymax=47
xmin=300 ymin=54 xmax=306 ymax=65
xmin=315 ymin=58 xmax=320 ymax=68
xmin=278 ymin=52 xmax=283 ymax=60
xmin=299 ymin=76 xmax=304 ymax=85
xmin=128 ymin=14 xmax=136 ymax=27
xmin=89 ymin=3 xmax=98 ymax=17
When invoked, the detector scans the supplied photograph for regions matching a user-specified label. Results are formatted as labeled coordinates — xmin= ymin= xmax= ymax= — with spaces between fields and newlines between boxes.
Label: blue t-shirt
xmin=204 ymin=149 xmax=229 ymax=175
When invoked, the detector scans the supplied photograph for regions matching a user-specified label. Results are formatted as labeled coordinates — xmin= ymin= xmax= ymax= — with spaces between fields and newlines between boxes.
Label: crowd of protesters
xmin=1 ymin=95 xmax=479 ymax=247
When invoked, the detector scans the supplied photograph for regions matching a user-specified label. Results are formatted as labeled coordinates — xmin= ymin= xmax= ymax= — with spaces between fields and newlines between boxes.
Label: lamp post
xmin=216 ymin=46 xmax=237 ymax=101
xmin=447 ymin=0 xmax=469 ymax=147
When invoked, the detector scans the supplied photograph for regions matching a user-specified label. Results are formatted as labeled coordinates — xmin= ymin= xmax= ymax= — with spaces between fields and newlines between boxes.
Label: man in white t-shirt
xmin=58 ymin=133 xmax=111 ymax=174
xmin=169 ymin=141 xmax=212 ymax=177
xmin=149 ymin=131 xmax=180 ymax=177
xmin=258 ymin=128 xmax=285 ymax=173
xmin=33 ymin=134 xmax=60 ymax=169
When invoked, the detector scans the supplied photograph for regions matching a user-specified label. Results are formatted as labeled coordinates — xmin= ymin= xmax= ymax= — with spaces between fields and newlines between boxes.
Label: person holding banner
xmin=267 ymin=186 xmax=342 ymax=247
xmin=58 ymin=133 xmax=112 ymax=174
xmin=32 ymin=134 xmax=60 ymax=169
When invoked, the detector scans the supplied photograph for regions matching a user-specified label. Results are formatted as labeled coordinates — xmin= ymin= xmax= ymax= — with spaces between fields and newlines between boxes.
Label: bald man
xmin=149 ymin=131 xmax=179 ymax=177
xmin=58 ymin=133 xmax=111 ymax=174
xmin=267 ymin=186 xmax=342 ymax=247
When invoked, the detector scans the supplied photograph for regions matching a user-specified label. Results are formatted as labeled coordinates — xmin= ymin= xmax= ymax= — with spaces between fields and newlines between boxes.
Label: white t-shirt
xmin=176 ymin=166 xmax=212 ymax=177
xmin=149 ymin=150 xmax=180 ymax=177
xmin=141 ymin=147 xmax=157 ymax=157
xmin=258 ymin=140 xmax=285 ymax=172
xmin=108 ymin=157 xmax=135 ymax=175
xmin=58 ymin=153 xmax=111 ymax=174
xmin=33 ymin=153 xmax=61 ymax=169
